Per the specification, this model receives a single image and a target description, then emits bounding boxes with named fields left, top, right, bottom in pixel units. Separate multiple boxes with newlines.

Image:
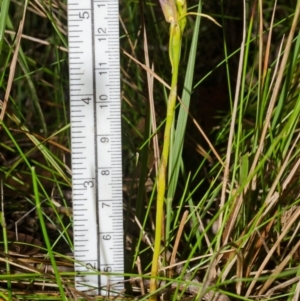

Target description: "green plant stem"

left=149, top=21, right=183, bottom=299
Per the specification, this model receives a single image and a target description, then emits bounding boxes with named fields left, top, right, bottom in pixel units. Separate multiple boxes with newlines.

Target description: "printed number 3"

left=83, top=181, right=94, bottom=188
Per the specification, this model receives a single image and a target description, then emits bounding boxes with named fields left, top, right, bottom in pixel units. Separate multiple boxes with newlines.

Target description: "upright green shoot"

left=149, top=0, right=186, bottom=297
left=149, top=0, right=222, bottom=297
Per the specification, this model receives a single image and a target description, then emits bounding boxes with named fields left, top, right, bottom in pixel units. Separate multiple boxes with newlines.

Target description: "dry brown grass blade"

left=244, top=135, right=300, bottom=257
left=292, top=279, right=300, bottom=301
left=169, top=210, right=188, bottom=277
left=280, top=206, right=300, bottom=259
left=187, top=111, right=224, bottom=165
left=221, top=211, right=275, bottom=283
left=122, top=50, right=171, bottom=90
left=195, top=211, right=213, bottom=255
left=5, top=30, right=67, bottom=52
left=221, top=244, right=244, bottom=296
left=262, top=0, right=277, bottom=84
left=264, top=275, right=300, bottom=299
left=0, top=252, right=45, bottom=274
left=149, top=64, right=160, bottom=174
left=245, top=216, right=275, bottom=278
left=9, top=129, right=70, bottom=153
left=30, top=0, right=66, bottom=35
left=186, top=138, right=213, bottom=163
left=221, top=190, right=241, bottom=248
left=119, top=16, right=137, bottom=59
left=224, top=131, right=300, bottom=274
left=258, top=240, right=300, bottom=296
left=219, top=0, right=246, bottom=247
left=136, top=256, right=145, bottom=295
left=143, top=21, right=160, bottom=174
left=0, top=18, right=25, bottom=121
left=29, top=0, right=47, bottom=17
left=245, top=206, right=300, bottom=297
left=241, top=0, right=300, bottom=200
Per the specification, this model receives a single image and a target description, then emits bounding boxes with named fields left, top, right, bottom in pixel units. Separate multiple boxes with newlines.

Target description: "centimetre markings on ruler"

left=67, top=0, right=124, bottom=295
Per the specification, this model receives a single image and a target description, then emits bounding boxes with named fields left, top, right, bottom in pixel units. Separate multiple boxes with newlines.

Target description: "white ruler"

left=67, top=0, right=124, bottom=295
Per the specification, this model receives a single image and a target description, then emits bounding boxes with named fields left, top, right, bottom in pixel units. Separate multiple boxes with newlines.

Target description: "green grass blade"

left=31, top=166, right=66, bottom=300
left=0, top=0, right=10, bottom=54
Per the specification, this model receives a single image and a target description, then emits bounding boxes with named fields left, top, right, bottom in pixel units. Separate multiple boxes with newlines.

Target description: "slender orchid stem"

left=149, top=1, right=186, bottom=299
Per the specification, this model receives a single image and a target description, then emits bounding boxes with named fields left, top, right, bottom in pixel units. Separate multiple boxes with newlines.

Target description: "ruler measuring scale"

left=67, top=0, right=124, bottom=295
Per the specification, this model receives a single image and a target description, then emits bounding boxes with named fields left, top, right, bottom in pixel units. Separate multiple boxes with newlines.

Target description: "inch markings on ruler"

left=68, top=0, right=124, bottom=295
